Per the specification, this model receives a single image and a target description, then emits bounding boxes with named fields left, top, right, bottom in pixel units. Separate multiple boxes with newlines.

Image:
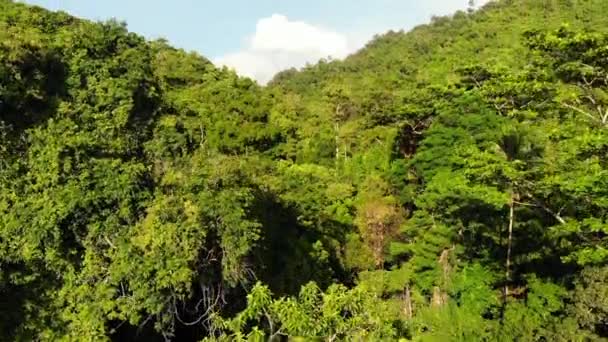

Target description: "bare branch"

left=269, top=328, right=285, bottom=341
left=264, top=310, right=276, bottom=339
left=174, top=283, right=222, bottom=327
left=520, top=193, right=567, bottom=225
left=103, top=235, right=116, bottom=249
left=561, top=102, right=604, bottom=124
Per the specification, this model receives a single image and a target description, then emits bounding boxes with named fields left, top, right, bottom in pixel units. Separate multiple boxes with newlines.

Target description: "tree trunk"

left=335, top=122, right=340, bottom=161
left=372, top=221, right=385, bottom=269
left=335, top=103, right=341, bottom=161
left=403, top=285, right=413, bottom=319
left=431, top=286, right=446, bottom=307
left=505, top=192, right=515, bottom=297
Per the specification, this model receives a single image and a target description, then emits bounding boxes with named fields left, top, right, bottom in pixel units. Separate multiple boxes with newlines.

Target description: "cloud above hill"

left=215, top=14, right=355, bottom=84
left=216, top=1, right=493, bottom=84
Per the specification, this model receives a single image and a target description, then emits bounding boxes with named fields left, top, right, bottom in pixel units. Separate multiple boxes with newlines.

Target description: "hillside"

left=1, top=0, right=607, bottom=340
left=268, top=0, right=608, bottom=167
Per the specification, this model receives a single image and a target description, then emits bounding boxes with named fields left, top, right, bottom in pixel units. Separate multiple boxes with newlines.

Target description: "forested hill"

left=1, top=0, right=607, bottom=340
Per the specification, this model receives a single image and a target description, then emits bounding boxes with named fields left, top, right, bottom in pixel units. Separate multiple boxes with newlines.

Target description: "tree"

left=209, top=281, right=398, bottom=341
left=527, top=27, right=608, bottom=125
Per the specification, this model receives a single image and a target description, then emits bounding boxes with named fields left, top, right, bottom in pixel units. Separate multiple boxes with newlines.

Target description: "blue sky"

left=22, top=0, right=489, bottom=83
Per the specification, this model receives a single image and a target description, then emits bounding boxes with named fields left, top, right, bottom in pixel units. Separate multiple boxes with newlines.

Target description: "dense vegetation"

left=1, top=0, right=607, bottom=340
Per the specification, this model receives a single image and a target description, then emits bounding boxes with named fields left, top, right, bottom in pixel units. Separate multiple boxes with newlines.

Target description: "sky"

left=22, top=0, right=490, bottom=83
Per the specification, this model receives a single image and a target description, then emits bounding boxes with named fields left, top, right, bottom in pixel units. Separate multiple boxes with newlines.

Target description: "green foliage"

left=2, top=0, right=608, bottom=341
left=571, top=266, right=608, bottom=336
left=211, top=281, right=399, bottom=341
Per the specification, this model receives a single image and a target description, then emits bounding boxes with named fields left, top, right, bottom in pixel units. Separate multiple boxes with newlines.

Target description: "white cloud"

left=251, top=14, right=349, bottom=56
left=216, top=2, right=495, bottom=84
left=215, top=14, right=355, bottom=84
